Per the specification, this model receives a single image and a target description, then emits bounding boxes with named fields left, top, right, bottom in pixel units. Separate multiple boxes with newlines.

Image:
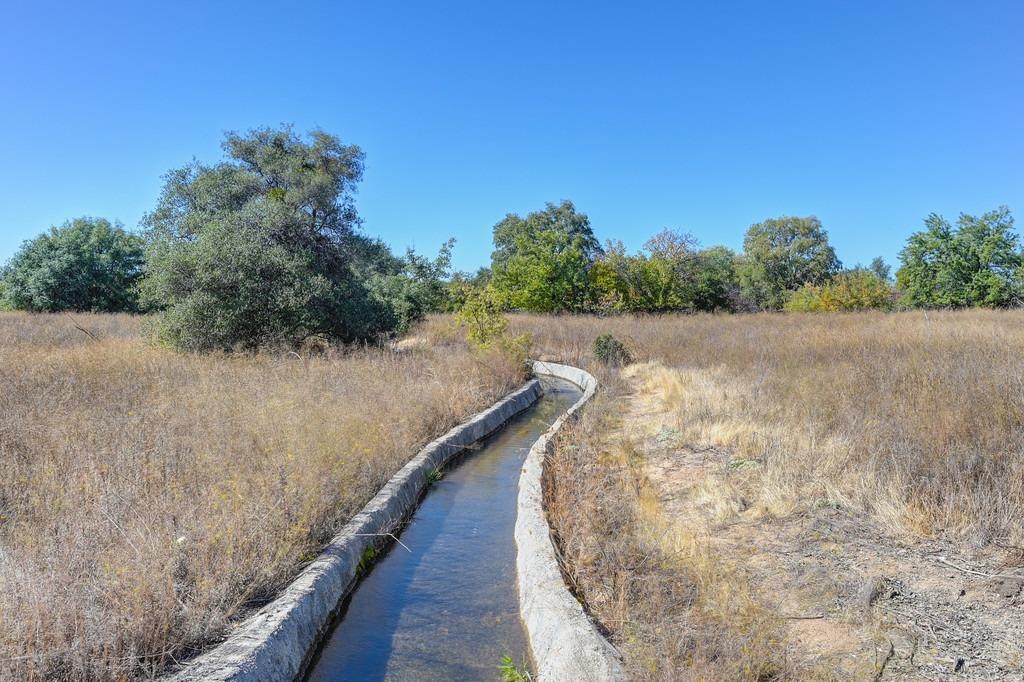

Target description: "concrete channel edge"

left=518, top=361, right=628, bottom=681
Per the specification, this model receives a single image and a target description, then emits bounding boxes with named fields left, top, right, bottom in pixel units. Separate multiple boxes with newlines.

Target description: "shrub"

left=456, top=287, right=509, bottom=348
left=454, top=288, right=533, bottom=375
left=593, top=333, right=632, bottom=366
left=784, top=270, right=895, bottom=312
left=0, top=217, right=144, bottom=312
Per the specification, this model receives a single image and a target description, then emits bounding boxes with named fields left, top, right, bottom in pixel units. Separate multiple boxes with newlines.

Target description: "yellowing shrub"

left=784, top=270, right=894, bottom=311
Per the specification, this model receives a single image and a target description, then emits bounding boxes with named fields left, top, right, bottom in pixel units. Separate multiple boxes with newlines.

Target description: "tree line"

left=460, top=201, right=1021, bottom=315
left=1, top=125, right=1020, bottom=352
left=0, top=127, right=454, bottom=351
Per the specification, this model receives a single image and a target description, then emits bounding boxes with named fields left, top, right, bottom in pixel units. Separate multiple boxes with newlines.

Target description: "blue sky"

left=1, top=1, right=1022, bottom=273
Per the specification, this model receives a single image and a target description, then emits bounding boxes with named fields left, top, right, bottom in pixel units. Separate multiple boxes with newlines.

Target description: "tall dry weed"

left=517, top=309, right=1024, bottom=679
left=545, top=375, right=789, bottom=680
left=0, top=312, right=525, bottom=680
left=514, top=310, right=1024, bottom=546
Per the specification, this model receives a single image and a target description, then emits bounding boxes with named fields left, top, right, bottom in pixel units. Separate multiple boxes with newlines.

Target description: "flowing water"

left=305, top=378, right=581, bottom=682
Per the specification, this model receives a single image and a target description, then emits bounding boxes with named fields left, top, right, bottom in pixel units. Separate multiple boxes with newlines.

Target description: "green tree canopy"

left=592, top=230, right=699, bottom=312
left=141, top=126, right=420, bottom=351
left=364, top=238, right=455, bottom=331
left=592, top=234, right=742, bottom=313
left=0, top=217, right=144, bottom=312
left=442, top=266, right=492, bottom=312
left=693, top=245, right=742, bottom=311
left=869, top=256, right=892, bottom=282
left=896, top=207, right=1022, bottom=308
left=489, top=200, right=601, bottom=312
left=738, top=216, right=841, bottom=310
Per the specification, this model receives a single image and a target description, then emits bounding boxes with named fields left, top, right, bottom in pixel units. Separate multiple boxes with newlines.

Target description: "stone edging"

left=518, top=361, right=628, bottom=681
left=167, top=378, right=544, bottom=682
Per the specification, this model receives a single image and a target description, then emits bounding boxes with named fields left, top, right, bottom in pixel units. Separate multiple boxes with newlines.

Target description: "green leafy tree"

left=869, top=256, right=892, bottom=282
left=442, top=267, right=491, bottom=312
left=590, top=241, right=630, bottom=311
left=738, top=216, right=841, bottom=309
left=1, top=217, right=144, bottom=312
left=364, top=239, right=455, bottom=332
left=141, top=126, right=412, bottom=351
left=896, top=207, right=1022, bottom=308
left=784, top=269, right=895, bottom=312
left=591, top=230, right=700, bottom=312
left=592, top=236, right=742, bottom=313
left=694, top=245, right=742, bottom=311
left=489, top=200, right=601, bottom=312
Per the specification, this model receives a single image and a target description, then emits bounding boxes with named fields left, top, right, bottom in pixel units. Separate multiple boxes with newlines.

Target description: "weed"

left=497, top=655, right=532, bottom=682
left=357, top=546, right=377, bottom=575
left=545, top=375, right=788, bottom=680
left=654, top=426, right=681, bottom=444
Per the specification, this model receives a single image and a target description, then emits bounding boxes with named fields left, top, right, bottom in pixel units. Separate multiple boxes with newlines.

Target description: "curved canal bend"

left=305, top=377, right=582, bottom=682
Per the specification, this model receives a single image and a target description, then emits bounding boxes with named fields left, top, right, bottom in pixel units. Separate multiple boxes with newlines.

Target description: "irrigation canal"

left=305, top=377, right=582, bottom=681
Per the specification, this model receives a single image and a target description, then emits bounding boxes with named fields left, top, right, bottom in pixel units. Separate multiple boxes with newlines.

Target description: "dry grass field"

left=0, top=312, right=525, bottom=681
left=509, top=311, right=1024, bottom=679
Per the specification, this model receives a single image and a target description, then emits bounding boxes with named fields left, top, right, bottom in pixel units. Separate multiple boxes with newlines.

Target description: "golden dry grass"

left=544, top=378, right=791, bottom=680
left=517, top=310, right=1024, bottom=545
left=0, top=312, right=525, bottom=681
left=506, top=310, right=1024, bottom=679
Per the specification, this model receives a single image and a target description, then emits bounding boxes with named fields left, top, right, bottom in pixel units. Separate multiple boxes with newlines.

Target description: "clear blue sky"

left=2, top=1, right=1022, bottom=273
